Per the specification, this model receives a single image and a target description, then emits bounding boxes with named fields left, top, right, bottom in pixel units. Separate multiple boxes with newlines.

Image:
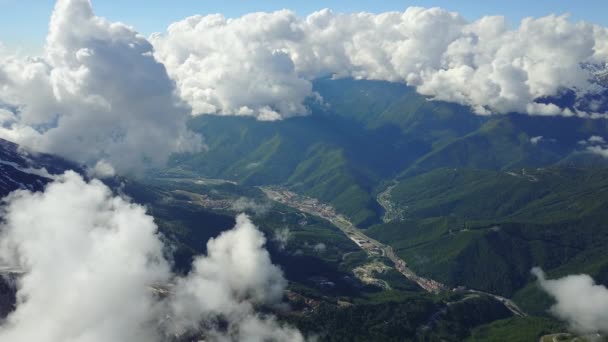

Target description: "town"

left=260, top=187, right=446, bottom=294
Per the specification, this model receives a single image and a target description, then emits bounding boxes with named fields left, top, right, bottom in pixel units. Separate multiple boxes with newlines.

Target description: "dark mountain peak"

left=0, top=138, right=81, bottom=197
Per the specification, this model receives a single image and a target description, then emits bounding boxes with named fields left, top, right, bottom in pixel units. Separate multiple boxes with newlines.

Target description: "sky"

left=1, top=0, right=608, bottom=54
left=0, top=2, right=607, bottom=340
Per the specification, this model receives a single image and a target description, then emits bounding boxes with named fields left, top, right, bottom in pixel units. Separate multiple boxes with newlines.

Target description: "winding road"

left=376, top=181, right=402, bottom=223
left=261, top=186, right=526, bottom=316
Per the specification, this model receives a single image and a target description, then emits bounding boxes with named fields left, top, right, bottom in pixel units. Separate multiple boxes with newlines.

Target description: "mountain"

left=2, top=77, right=607, bottom=340
left=164, top=78, right=608, bottom=332
left=0, top=142, right=514, bottom=341
left=167, top=79, right=487, bottom=226
left=0, top=138, right=81, bottom=317
left=401, top=113, right=608, bottom=177
left=168, top=78, right=608, bottom=226
left=0, top=138, right=80, bottom=197
left=368, top=167, right=608, bottom=301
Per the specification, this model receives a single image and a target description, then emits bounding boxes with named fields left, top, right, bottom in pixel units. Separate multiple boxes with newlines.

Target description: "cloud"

left=4, top=3, right=608, bottom=131
left=167, top=214, right=301, bottom=340
left=0, top=171, right=171, bottom=341
left=0, top=171, right=304, bottom=341
left=230, top=197, right=272, bottom=216
left=0, top=0, right=202, bottom=174
left=587, top=145, right=608, bottom=158
left=150, top=11, right=313, bottom=120
left=530, top=136, right=543, bottom=144
left=86, top=159, right=116, bottom=178
left=579, top=135, right=608, bottom=157
left=273, top=227, right=291, bottom=251
left=152, top=8, right=608, bottom=120
left=532, top=268, right=608, bottom=334
left=589, top=135, right=607, bottom=144
left=313, top=243, right=326, bottom=253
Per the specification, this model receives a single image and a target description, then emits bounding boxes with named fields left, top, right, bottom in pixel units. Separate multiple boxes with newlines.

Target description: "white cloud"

left=4, top=3, right=608, bottom=129
left=313, top=243, right=327, bottom=253
left=533, top=268, right=608, bottom=334
left=150, top=11, right=313, bottom=120
left=273, top=227, right=291, bottom=251
left=230, top=197, right=272, bottom=216
left=530, top=136, right=543, bottom=144
left=152, top=8, right=608, bottom=120
left=0, top=171, right=304, bottom=341
left=589, top=135, right=606, bottom=144
left=87, top=159, right=115, bottom=178
left=578, top=135, right=608, bottom=157
left=587, top=145, right=608, bottom=158
left=0, top=171, right=171, bottom=341
left=0, top=108, right=14, bottom=123
left=0, top=0, right=202, bottom=174
left=168, top=214, right=301, bottom=340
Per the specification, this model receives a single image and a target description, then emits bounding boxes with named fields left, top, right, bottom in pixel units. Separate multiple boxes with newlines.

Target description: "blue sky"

left=2, top=0, right=607, bottom=54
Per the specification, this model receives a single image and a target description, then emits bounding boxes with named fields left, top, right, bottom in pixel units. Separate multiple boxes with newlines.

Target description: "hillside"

left=4, top=2, right=608, bottom=341
left=168, top=79, right=487, bottom=226
left=169, top=79, right=608, bottom=226
left=402, top=114, right=608, bottom=177
left=164, top=78, right=608, bottom=322
left=0, top=133, right=588, bottom=340
left=0, top=138, right=80, bottom=197
left=368, top=167, right=608, bottom=302
left=0, top=138, right=81, bottom=318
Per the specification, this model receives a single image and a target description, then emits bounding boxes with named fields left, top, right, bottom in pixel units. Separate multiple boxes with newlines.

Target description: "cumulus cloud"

left=168, top=214, right=300, bottom=340
left=313, top=243, right=326, bottom=253
left=152, top=7, right=608, bottom=120
left=0, top=172, right=304, bottom=341
left=587, top=145, right=608, bottom=158
left=4, top=3, right=608, bottom=130
left=579, top=135, right=608, bottom=157
left=589, top=136, right=607, bottom=144
left=230, top=197, right=272, bottom=216
left=87, top=159, right=116, bottom=178
left=150, top=11, right=314, bottom=120
left=0, top=171, right=171, bottom=341
left=0, top=0, right=201, bottom=174
left=273, top=227, right=291, bottom=251
left=532, top=267, right=608, bottom=334
left=530, top=136, right=543, bottom=145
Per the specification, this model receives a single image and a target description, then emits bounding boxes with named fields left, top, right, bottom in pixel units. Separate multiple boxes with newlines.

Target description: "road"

left=376, top=181, right=402, bottom=222
left=468, top=290, right=527, bottom=317
left=261, top=187, right=445, bottom=293
left=261, top=186, right=527, bottom=315
left=2, top=186, right=525, bottom=316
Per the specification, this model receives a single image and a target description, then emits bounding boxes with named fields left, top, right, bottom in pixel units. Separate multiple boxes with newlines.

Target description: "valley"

left=155, top=78, right=608, bottom=340
left=260, top=186, right=526, bottom=317
left=261, top=186, right=446, bottom=293
left=377, top=180, right=403, bottom=223
left=2, top=1, right=608, bottom=340
left=1, top=77, right=607, bottom=340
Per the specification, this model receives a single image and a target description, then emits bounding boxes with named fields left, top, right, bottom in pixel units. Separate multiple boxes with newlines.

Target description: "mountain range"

left=1, top=78, right=607, bottom=340
left=162, top=78, right=608, bottom=336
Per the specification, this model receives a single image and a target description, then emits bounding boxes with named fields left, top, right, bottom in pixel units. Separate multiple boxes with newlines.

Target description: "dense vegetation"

left=467, top=317, right=565, bottom=342
left=148, top=78, right=608, bottom=339
left=2, top=76, right=606, bottom=340
left=367, top=167, right=608, bottom=304
left=287, top=294, right=513, bottom=341
left=121, top=175, right=527, bottom=341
